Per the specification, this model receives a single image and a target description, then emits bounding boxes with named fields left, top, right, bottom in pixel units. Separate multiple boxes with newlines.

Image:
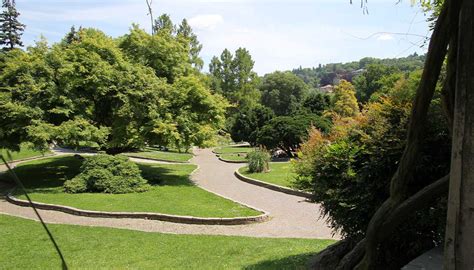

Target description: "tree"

left=302, top=91, right=332, bottom=115
left=230, top=105, right=274, bottom=145
left=209, top=48, right=260, bottom=108
left=353, top=64, right=397, bottom=102
left=310, top=1, right=474, bottom=269
left=167, top=75, right=228, bottom=151
left=332, top=80, right=359, bottom=117
left=119, top=24, right=190, bottom=83
left=0, top=0, right=25, bottom=51
left=177, top=19, right=203, bottom=70
left=153, top=13, right=175, bottom=35
left=257, top=114, right=330, bottom=157
left=260, top=71, right=309, bottom=116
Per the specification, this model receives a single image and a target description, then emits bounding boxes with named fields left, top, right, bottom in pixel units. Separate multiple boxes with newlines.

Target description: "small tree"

left=0, top=0, right=25, bottom=51
left=332, top=80, right=359, bottom=117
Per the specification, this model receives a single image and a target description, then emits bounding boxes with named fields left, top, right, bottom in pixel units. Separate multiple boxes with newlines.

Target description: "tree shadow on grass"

left=138, top=164, right=195, bottom=187
left=243, top=253, right=314, bottom=270
left=2, top=156, right=195, bottom=196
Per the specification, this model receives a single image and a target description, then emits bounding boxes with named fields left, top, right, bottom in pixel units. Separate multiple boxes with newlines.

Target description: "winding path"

left=0, top=148, right=338, bottom=239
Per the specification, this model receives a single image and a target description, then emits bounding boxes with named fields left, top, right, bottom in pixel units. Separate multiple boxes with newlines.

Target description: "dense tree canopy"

left=259, top=71, right=309, bottom=116
left=0, top=26, right=226, bottom=153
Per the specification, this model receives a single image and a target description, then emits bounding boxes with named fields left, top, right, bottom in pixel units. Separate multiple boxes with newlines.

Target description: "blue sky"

left=16, top=0, right=430, bottom=75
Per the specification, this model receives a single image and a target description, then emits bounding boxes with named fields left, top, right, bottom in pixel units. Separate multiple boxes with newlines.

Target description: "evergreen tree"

left=153, top=14, right=175, bottom=35
left=0, top=0, right=25, bottom=51
left=177, top=19, right=203, bottom=70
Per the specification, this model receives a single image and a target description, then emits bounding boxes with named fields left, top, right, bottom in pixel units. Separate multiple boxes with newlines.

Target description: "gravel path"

left=0, top=148, right=338, bottom=239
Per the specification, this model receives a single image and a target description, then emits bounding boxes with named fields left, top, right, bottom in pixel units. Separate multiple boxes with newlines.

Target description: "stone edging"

left=124, top=154, right=191, bottom=164
left=6, top=188, right=269, bottom=225
left=217, top=156, right=247, bottom=164
left=234, top=169, right=312, bottom=199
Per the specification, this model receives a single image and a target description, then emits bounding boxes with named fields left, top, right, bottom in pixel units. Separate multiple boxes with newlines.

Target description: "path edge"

left=6, top=188, right=269, bottom=226
left=234, top=169, right=312, bottom=199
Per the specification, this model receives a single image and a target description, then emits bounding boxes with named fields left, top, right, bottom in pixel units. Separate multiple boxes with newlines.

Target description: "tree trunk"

left=444, top=0, right=474, bottom=268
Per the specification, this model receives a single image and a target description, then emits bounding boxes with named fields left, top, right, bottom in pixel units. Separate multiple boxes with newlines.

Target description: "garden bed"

left=1, top=156, right=260, bottom=218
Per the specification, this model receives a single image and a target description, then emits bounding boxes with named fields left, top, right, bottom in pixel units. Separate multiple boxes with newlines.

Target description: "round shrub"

left=63, top=178, right=87, bottom=193
left=247, top=149, right=270, bottom=173
left=64, top=154, right=150, bottom=194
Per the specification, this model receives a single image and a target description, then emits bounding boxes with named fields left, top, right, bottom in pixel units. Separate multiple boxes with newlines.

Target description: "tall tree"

left=177, top=19, right=203, bottom=70
left=260, top=71, right=309, bottom=116
left=153, top=14, right=175, bottom=35
left=333, top=80, right=359, bottom=117
left=0, top=0, right=25, bottom=51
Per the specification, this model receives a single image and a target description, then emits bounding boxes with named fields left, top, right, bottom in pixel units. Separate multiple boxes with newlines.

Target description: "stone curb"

left=188, top=165, right=271, bottom=221
left=234, top=169, right=312, bottom=199
left=217, top=156, right=247, bottom=164
left=124, top=154, right=191, bottom=164
left=6, top=188, right=270, bottom=226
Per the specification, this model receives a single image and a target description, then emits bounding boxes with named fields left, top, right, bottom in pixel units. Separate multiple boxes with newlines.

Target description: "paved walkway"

left=0, top=148, right=338, bottom=239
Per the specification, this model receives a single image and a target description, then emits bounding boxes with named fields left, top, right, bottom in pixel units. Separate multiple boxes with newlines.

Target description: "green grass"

left=239, top=162, right=297, bottom=188
left=2, top=156, right=260, bottom=218
left=122, top=148, right=193, bottom=163
left=0, top=214, right=335, bottom=269
left=0, top=144, right=51, bottom=162
left=214, top=145, right=254, bottom=154
left=219, top=153, right=247, bottom=162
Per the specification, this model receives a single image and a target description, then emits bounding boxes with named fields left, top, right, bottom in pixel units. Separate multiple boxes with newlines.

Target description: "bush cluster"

left=247, top=149, right=270, bottom=173
left=64, top=154, right=150, bottom=194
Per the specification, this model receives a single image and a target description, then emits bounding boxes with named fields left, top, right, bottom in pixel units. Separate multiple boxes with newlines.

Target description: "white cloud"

left=377, top=33, right=394, bottom=41
left=188, top=14, right=224, bottom=31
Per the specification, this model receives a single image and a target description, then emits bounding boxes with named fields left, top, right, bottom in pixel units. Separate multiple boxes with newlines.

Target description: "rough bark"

left=441, top=3, right=459, bottom=134
left=444, top=0, right=474, bottom=268
left=347, top=2, right=453, bottom=268
left=309, top=239, right=356, bottom=270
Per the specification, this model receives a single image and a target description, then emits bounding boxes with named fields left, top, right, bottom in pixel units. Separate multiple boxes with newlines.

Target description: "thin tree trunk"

left=444, top=0, right=474, bottom=268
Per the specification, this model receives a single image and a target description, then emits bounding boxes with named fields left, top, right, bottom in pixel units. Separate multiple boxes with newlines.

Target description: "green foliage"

left=64, top=154, right=150, bottom=194
left=257, top=114, right=331, bottom=157
left=247, top=149, right=270, bottom=173
left=208, top=48, right=260, bottom=109
left=0, top=0, right=25, bottom=50
left=294, top=70, right=450, bottom=246
left=301, top=91, right=332, bottom=115
left=353, top=63, right=398, bottom=102
left=260, top=71, right=309, bottom=116
left=230, top=104, right=274, bottom=145
left=0, top=25, right=223, bottom=153
left=120, top=24, right=190, bottom=83
left=332, top=80, right=359, bottom=117
left=292, top=53, right=425, bottom=88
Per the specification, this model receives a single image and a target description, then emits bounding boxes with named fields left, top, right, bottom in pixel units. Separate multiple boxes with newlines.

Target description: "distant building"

left=319, top=84, right=334, bottom=94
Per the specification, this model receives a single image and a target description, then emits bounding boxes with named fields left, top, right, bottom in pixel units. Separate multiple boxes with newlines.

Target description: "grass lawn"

left=239, top=162, right=297, bottom=188
left=214, top=145, right=254, bottom=154
left=219, top=153, right=247, bottom=162
left=1, top=156, right=260, bottom=218
left=121, top=148, right=193, bottom=163
left=0, top=215, right=335, bottom=269
left=0, top=144, right=51, bottom=162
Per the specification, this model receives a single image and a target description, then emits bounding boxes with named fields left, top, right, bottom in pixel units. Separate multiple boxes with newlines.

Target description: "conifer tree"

left=0, top=0, right=25, bottom=51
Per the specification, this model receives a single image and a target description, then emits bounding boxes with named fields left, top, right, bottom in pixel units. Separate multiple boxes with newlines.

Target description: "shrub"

left=64, top=154, right=150, bottom=194
left=247, top=149, right=270, bottom=173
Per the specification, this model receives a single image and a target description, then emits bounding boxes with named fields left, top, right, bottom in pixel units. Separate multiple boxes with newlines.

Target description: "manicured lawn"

left=121, top=148, right=193, bottom=162
left=214, top=145, right=254, bottom=154
left=239, top=162, right=297, bottom=188
left=220, top=153, right=247, bottom=162
left=1, top=156, right=260, bottom=218
left=0, top=144, right=51, bottom=162
left=0, top=214, right=335, bottom=269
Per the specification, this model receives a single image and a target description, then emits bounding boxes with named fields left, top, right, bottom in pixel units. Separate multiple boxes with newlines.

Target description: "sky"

left=16, top=0, right=431, bottom=75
